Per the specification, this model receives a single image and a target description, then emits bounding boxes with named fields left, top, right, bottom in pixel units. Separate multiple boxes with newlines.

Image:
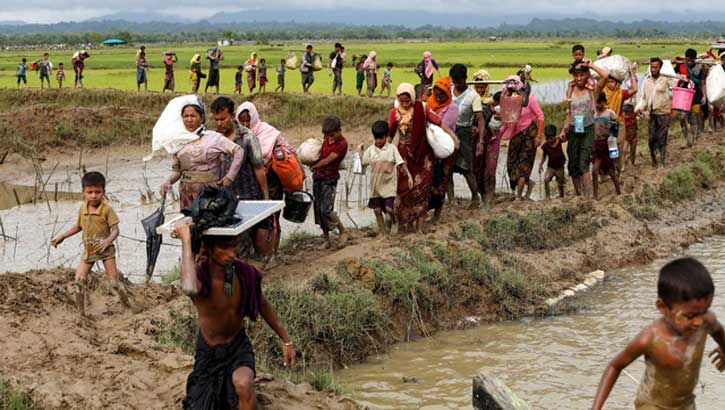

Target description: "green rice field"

left=0, top=40, right=709, bottom=95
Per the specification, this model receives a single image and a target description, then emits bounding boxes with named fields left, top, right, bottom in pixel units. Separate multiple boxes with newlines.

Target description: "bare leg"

left=609, top=168, right=621, bottom=195
left=446, top=174, right=455, bottom=204
left=416, top=215, right=425, bottom=233
left=103, top=258, right=131, bottom=308
left=544, top=169, right=554, bottom=199
left=571, top=175, right=582, bottom=196
left=464, top=172, right=480, bottom=206
left=525, top=179, right=535, bottom=200
left=75, top=262, right=93, bottom=317
left=374, top=209, right=387, bottom=235
left=582, top=172, right=592, bottom=197
left=592, top=161, right=601, bottom=200
left=233, top=367, right=257, bottom=410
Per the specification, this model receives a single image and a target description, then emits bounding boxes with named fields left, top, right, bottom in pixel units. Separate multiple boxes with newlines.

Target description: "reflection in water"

left=337, top=236, right=725, bottom=410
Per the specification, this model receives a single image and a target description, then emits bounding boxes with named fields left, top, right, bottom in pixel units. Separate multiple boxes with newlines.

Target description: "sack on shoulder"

left=286, top=52, right=298, bottom=70
left=313, top=54, right=323, bottom=71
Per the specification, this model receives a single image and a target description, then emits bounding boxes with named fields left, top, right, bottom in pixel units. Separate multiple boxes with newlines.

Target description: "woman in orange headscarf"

left=427, top=76, right=459, bottom=223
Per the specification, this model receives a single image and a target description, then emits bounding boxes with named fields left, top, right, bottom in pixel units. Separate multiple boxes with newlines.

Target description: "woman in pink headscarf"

left=499, top=75, right=544, bottom=201
left=416, top=51, right=439, bottom=87
left=236, top=101, right=295, bottom=200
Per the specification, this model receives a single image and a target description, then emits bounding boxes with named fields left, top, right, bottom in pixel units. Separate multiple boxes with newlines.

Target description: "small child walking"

left=56, top=62, right=66, bottom=88
left=310, top=116, right=348, bottom=248
left=538, top=125, right=566, bottom=198
left=355, top=55, right=367, bottom=96
left=258, top=58, right=268, bottom=93
left=592, top=91, right=622, bottom=200
left=358, top=120, right=411, bottom=236
left=16, top=58, right=27, bottom=88
left=51, top=172, right=133, bottom=317
left=275, top=59, right=286, bottom=92
left=234, top=66, right=243, bottom=94
left=622, top=103, right=638, bottom=167
left=592, top=257, right=725, bottom=410
left=379, top=63, right=393, bottom=97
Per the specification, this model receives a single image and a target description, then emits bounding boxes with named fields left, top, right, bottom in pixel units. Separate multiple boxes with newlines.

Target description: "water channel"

left=337, top=236, right=725, bottom=410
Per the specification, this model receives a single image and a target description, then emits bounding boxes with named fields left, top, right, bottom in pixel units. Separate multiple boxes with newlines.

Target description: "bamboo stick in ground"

left=12, top=189, right=21, bottom=207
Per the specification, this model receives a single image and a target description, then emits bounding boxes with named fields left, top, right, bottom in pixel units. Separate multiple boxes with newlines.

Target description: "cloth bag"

left=426, top=124, right=455, bottom=159
left=286, top=52, right=298, bottom=70
left=298, top=138, right=323, bottom=165
left=592, top=55, right=631, bottom=82
left=313, top=54, right=323, bottom=71
left=706, top=64, right=725, bottom=105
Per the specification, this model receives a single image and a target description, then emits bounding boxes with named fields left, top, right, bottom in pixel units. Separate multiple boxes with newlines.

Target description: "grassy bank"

left=0, top=88, right=571, bottom=157
left=0, top=378, right=42, bottom=410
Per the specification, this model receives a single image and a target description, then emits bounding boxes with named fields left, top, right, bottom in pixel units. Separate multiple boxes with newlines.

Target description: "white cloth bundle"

left=426, top=124, right=455, bottom=159
left=298, top=138, right=323, bottom=165
left=145, top=95, right=203, bottom=160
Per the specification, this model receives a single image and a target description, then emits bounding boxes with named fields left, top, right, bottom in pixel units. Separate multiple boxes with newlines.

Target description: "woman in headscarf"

left=162, top=52, right=177, bottom=93
left=471, top=69, right=500, bottom=203
left=416, top=51, right=439, bottom=87
left=363, top=51, right=378, bottom=98
left=159, top=98, right=244, bottom=209
left=136, top=48, right=149, bottom=92
left=388, top=83, right=455, bottom=232
left=426, top=76, right=460, bottom=224
left=189, top=54, right=202, bottom=94
left=245, top=52, right=257, bottom=93
left=235, top=101, right=295, bottom=201
left=500, top=75, right=545, bottom=201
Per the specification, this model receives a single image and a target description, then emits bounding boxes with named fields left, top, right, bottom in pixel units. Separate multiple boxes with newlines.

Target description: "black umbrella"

left=141, top=194, right=166, bottom=282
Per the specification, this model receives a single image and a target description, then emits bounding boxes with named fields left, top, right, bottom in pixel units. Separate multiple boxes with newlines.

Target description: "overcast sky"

left=0, top=1, right=721, bottom=23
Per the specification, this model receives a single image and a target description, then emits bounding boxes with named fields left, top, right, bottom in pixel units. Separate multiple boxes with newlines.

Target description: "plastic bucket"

left=500, top=94, right=523, bottom=123
left=283, top=190, right=313, bottom=223
left=672, top=81, right=695, bottom=111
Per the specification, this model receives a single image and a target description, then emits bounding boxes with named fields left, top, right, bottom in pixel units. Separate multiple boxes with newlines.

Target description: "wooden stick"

left=0, top=150, right=8, bottom=164
left=0, top=216, right=5, bottom=240
left=12, top=189, right=21, bottom=207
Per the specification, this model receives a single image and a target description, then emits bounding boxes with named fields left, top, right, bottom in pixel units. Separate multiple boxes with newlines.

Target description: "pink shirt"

left=437, top=103, right=458, bottom=133
left=500, top=94, right=544, bottom=141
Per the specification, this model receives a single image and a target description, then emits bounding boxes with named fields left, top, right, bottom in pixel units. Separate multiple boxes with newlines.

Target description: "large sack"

left=312, top=54, right=323, bottom=71
left=298, top=138, right=323, bottom=165
left=706, top=64, right=725, bottom=105
left=286, top=51, right=298, bottom=70
left=659, top=60, right=677, bottom=78
left=592, top=55, right=631, bottom=82
left=149, top=95, right=203, bottom=157
left=426, top=124, right=455, bottom=159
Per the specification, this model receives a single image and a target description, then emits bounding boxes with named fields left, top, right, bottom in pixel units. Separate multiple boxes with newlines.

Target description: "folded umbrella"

left=141, top=194, right=166, bottom=282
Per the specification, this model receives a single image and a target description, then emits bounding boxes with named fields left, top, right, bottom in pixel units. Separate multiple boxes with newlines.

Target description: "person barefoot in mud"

left=175, top=219, right=295, bottom=410
left=592, top=257, right=725, bottom=410
left=359, top=120, right=411, bottom=236
left=310, top=116, right=347, bottom=248
left=51, top=172, right=132, bottom=317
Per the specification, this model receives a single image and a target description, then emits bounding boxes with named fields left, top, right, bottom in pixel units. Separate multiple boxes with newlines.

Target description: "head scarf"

left=423, top=51, right=435, bottom=79
left=236, top=102, right=281, bottom=160
left=427, top=76, right=453, bottom=113
left=363, top=51, right=377, bottom=70
left=148, top=95, right=205, bottom=159
left=396, top=83, right=417, bottom=135
left=472, top=69, right=494, bottom=105
left=503, top=75, right=524, bottom=94
left=190, top=54, right=201, bottom=65
left=248, top=52, right=257, bottom=65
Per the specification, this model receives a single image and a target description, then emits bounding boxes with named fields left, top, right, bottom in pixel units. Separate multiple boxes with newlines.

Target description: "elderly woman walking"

left=159, top=97, right=243, bottom=209
left=500, top=75, right=545, bottom=201
left=388, top=83, right=455, bottom=233
left=426, top=76, right=460, bottom=224
left=363, top=52, right=378, bottom=98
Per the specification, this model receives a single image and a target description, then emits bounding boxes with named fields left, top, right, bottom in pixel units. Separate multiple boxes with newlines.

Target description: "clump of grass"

left=155, top=306, right=198, bottom=355
left=160, top=265, right=180, bottom=284
left=463, top=206, right=596, bottom=251
left=660, top=166, right=696, bottom=202
left=0, top=378, right=42, bottom=410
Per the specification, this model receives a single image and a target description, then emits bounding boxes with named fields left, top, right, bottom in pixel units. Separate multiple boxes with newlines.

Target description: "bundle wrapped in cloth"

left=592, top=55, right=632, bottom=82
left=182, top=186, right=241, bottom=253
left=145, top=94, right=204, bottom=160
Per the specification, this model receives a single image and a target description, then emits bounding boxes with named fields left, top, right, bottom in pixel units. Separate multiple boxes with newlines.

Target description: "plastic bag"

left=298, top=138, right=323, bottom=165
left=148, top=95, right=203, bottom=158
left=286, top=51, right=298, bottom=70
left=592, top=55, right=631, bottom=82
left=426, top=124, right=455, bottom=159
left=351, top=152, right=365, bottom=174
left=706, top=64, right=725, bottom=105
left=659, top=60, right=677, bottom=78
left=312, top=54, right=323, bottom=71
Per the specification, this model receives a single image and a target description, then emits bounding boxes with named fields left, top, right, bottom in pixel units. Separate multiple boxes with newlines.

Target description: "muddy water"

left=337, top=236, right=725, bottom=410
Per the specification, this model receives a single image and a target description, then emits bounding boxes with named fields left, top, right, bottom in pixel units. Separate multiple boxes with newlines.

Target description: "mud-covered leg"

left=103, top=258, right=131, bottom=308
left=75, top=262, right=93, bottom=317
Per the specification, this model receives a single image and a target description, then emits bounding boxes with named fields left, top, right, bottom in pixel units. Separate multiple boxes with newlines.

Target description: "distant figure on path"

left=16, top=58, right=27, bottom=88
left=162, top=51, right=178, bottom=93
left=275, top=59, right=286, bottom=92
left=205, top=48, right=223, bottom=94
left=300, top=44, right=315, bottom=93
left=56, top=62, right=66, bottom=88
left=363, top=51, right=378, bottom=97
left=329, top=42, right=344, bottom=95
left=72, top=50, right=90, bottom=88
left=416, top=51, right=439, bottom=87
left=136, top=47, right=149, bottom=92
left=258, top=58, right=268, bottom=93
left=189, top=54, right=203, bottom=94
left=35, top=53, right=52, bottom=89
left=245, top=52, right=257, bottom=93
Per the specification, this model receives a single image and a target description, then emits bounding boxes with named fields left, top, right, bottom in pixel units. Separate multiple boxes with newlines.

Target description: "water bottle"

left=608, top=121, right=620, bottom=159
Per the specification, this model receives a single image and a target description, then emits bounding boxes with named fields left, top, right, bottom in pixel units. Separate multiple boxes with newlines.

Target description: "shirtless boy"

left=175, top=219, right=295, bottom=410
left=592, top=257, right=725, bottom=410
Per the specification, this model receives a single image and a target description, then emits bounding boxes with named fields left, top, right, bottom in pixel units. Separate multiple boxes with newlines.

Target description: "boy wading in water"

left=51, top=172, right=132, bottom=317
left=175, top=218, right=295, bottom=410
left=592, top=257, right=725, bottom=410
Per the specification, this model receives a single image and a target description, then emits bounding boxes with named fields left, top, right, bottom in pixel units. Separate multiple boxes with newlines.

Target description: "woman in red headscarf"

left=426, top=76, right=460, bottom=223
left=388, top=83, right=456, bottom=233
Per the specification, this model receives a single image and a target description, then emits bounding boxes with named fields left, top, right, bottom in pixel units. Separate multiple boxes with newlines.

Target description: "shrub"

left=660, top=167, right=696, bottom=202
